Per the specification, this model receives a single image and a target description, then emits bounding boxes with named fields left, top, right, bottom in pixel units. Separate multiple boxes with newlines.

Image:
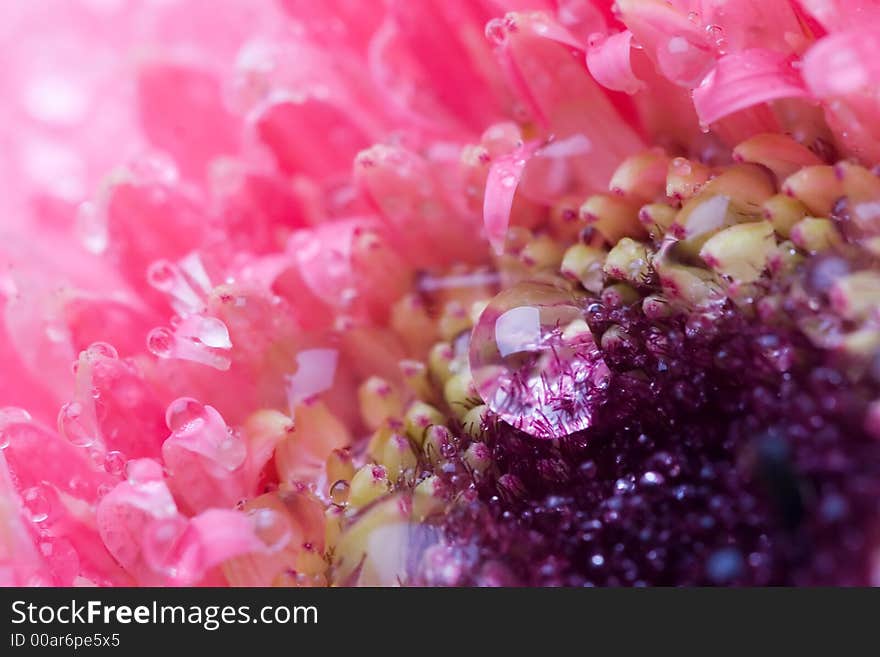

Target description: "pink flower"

left=2, top=0, right=880, bottom=586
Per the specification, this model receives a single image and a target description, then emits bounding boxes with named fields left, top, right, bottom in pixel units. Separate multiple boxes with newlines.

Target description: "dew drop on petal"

left=165, top=397, right=208, bottom=433
left=469, top=281, right=610, bottom=440
left=21, top=485, right=51, bottom=523
left=249, top=508, right=292, bottom=553
left=86, top=341, right=118, bottom=361
left=103, top=450, right=126, bottom=476
left=193, top=316, right=231, bottom=349
left=58, top=401, right=97, bottom=447
left=147, top=327, right=175, bottom=357
left=485, top=18, right=507, bottom=46
left=146, top=260, right=176, bottom=290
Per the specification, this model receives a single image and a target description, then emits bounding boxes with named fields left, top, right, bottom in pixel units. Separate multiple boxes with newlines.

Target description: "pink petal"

left=616, top=0, right=714, bottom=87
left=161, top=400, right=247, bottom=514
left=0, top=453, right=48, bottom=586
left=137, top=62, right=240, bottom=181
left=795, top=0, right=880, bottom=31
left=484, top=142, right=537, bottom=255
left=286, top=348, right=339, bottom=408
left=170, top=509, right=264, bottom=585
left=254, top=98, right=371, bottom=180
left=587, top=30, right=645, bottom=95
left=697, top=0, right=806, bottom=53
left=105, top=180, right=207, bottom=304
left=491, top=12, right=644, bottom=192
left=802, top=27, right=880, bottom=97
left=692, top=49, right=810, bottom=127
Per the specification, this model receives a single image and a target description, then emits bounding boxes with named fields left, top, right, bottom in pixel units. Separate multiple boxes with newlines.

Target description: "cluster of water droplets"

left=146, top=253, right=234, bottom=371
left=164, top=397, right=247, bottom=474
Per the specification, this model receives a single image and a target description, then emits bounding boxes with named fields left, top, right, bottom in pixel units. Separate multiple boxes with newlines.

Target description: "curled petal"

left=483, top=142, right=539, bottom=255
left=615, top=0, right=714, bottom=87
left=587, top=31, right=645, bottom=95
left=693, top=49, right=809, bottom=126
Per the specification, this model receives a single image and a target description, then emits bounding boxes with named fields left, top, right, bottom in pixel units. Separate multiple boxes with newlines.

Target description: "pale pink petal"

left=616, top=0, right=715, bottom=87
left=484, top=142, right=538, bottom=255
left=693, top=49, right=809, bottom=127
left=137, top=62, right=240, bottom=181
left=491, top=12, right=645, bottom=194
left=795, top=0, right=880, bottom=31
left=587, top=30, right=645, bottom=95
left=802, top=27, right=880, bottom=97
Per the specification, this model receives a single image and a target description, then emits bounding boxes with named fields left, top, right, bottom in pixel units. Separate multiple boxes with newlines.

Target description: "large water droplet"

left=147, top=327, right=175, bottom=358
left=249, top=508, right=293, bottom=553
left=103, top=450, right=126, bottom=476
left=165, top=398, right=208, bottom=434
left=485, top=18, right=508, bottom=46
left=58, top=401, right=97, bottom=447
left=469, top=281, right=610, bottom=439
left=0, top=407, right=31, bottom=449
left=193, top=316, right=231, bottom=349
left=21, top=485, right=51, bottom=523
left=86, top=342, right=118, bottom=361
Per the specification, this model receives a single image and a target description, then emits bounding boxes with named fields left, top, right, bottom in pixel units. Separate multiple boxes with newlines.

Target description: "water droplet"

left=0, top=407, right=31, bottom=449
left=667, top=36, right=689, bottom=54
left=640, top=471, right=665, bottom=486
left=147, top=260, right=177, bottom=290
left=147, top=325, right=232, bottom=371
left=146, top=259, right=203, bottom=313
left=58, top=402, right=97, bottom=447
left=216, top=433, right=247, bottom=471
left=485, top=18, right=507, bottom=45
left=193, top=317, right=231, bottom=349
left=165, top=401, right=246, bottom=473
left=671, top=157, right=692, bottom=175
left=21, top=485, right=51, bottom=523
left=249, top=508, right=292, bottom=552
left=104, top=450, right=126, bottom=476
left=469, top=281, right=610, bottom=440
left=147, top=327, right=175, bottom=357
left=165, top=398, right=208, bottom=434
